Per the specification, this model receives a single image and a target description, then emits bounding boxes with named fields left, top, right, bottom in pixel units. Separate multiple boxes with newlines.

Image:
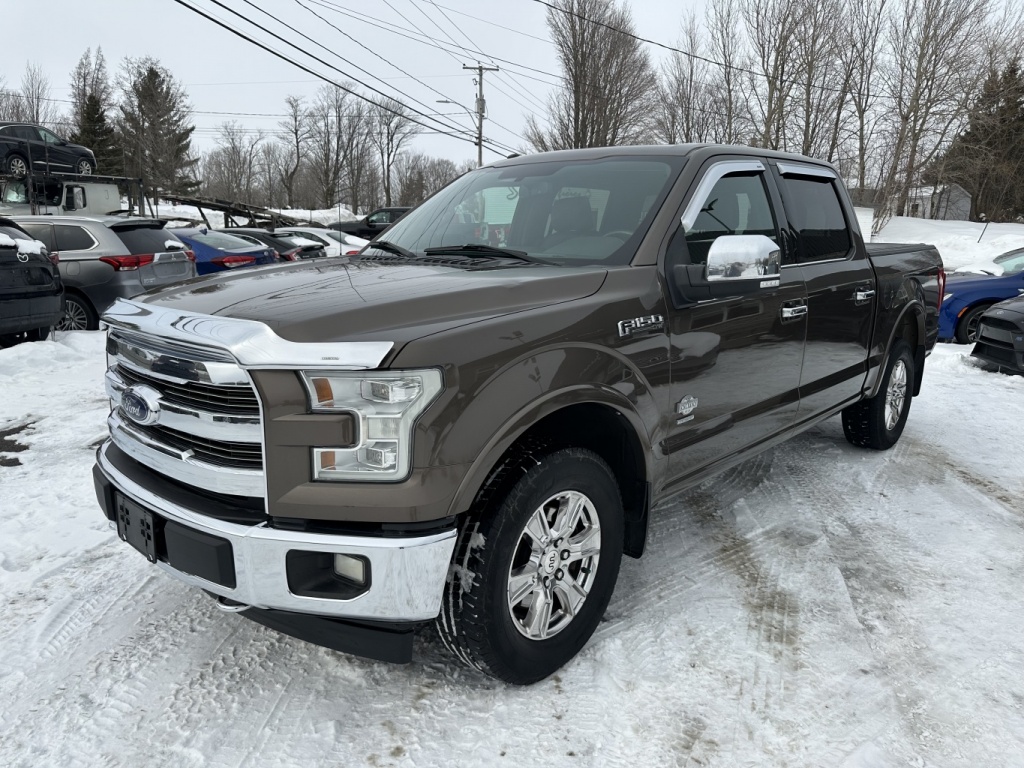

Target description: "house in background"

left=904, top=183, right=972, bottom=220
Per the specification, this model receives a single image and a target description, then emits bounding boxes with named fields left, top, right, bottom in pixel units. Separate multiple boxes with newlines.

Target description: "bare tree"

left=706, top=0, right=746, bottom=144
left=654, top=14, right=719, bottom=144
left=877, top=0, right=994, bottom=221
left=844, top=0, right=889, bottom=193
left=393, top=153, right=462, bottom=206
left=367, top=97, right=418, bottom=206
left=277, top=96, right=308, bottom=209
left=741, top=0, right=804, bottom=150
left=19, top=63, right=62, bottom=127
left=201, top=122, right=264, bottom=202
left=525, top=0, right=657, bottom=150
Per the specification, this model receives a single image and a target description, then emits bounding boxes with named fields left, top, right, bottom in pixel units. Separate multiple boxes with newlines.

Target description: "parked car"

left=172, top=228, right=277, bottom=276
left=12, top=216, right=196, bottom=331
left=1, top=123, right=96, bottom=176
left=329, top=207, right=411, bottom=240
left=970, top=295, right=1024, bottom=373
left=93, top=144, right=944, bottom=684
left=219, top=228, right=327, bottom=261
left=0, top=217, right=63, bottom=346
left=939, top=247, right=1024, bottom=342
left=275, top=226, right=368, bottom=257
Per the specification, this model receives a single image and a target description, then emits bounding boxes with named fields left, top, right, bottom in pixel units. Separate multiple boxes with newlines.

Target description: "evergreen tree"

left=70, top=93, right=118, bottom=174
left=941, top=61, right=1024, bottom=220
left=117, top=58, right=198, bottom=197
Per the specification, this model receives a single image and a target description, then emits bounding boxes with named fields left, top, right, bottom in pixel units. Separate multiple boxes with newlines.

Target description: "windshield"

left=994, top=249, right=1024, bottom=275
left=374, top=156, right=685, bottom=266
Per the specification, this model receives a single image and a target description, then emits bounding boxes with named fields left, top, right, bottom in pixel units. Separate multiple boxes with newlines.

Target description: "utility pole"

left=463, top=62, right=498, bottom=167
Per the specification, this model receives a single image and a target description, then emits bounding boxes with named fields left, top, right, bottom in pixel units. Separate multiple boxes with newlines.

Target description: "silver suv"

left=13, top=216, right=197, bottom=330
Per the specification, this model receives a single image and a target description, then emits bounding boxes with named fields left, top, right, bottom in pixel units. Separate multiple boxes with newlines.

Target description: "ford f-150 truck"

left=93, top=145, right=944, bottom=684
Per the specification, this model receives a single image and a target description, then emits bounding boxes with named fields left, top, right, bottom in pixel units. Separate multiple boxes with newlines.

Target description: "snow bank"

left=143, top=202, right=358, bottom=228
left=871, top=214, right=1024, bottom=271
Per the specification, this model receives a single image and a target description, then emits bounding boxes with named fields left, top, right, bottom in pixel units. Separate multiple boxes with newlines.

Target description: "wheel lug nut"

left=561, top=550, right=570, bottom=560
left=555, top=569, right=563, bottom=580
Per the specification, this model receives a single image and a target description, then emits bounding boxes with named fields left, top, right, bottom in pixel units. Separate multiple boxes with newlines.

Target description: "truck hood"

left=136, top=259, right=608, bottom=346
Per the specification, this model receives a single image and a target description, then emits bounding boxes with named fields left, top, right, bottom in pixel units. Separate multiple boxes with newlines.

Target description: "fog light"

left=363, top=443, right=397, bottom=469
left=334, top=554, right=367, bottom=585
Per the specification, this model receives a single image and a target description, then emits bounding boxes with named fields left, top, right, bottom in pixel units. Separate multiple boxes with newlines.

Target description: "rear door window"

left=112, top=226, right=175, bottom=254
left=55, top=224, right=96, bottom=252
left=778, top=176, right=852, bottom=263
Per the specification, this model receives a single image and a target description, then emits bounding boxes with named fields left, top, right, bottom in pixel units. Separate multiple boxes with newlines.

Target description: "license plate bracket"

left=115, top=493, right=159, bottom=563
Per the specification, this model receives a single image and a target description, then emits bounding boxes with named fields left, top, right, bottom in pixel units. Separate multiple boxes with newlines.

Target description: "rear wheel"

left=842, top=339, right=915, bottom=450
left=437, top=447, right=624, bottom=685
left=955, top=304, right=990, bottom=344
left=57, top=295, right=98, bottom=331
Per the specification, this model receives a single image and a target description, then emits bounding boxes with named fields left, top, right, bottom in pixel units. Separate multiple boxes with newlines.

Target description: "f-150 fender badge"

left=760, top=279, right=780, bottom=288
left=618, top=314, right=664, bottom=338
left=676, top=395, right=698, bottom=424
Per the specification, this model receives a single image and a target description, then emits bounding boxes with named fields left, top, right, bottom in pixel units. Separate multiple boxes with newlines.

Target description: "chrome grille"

left=116, top=364, right=260, bottom=415
left=105, top=329, right=264, bottom=498
left=138, top=423, right=264, bottom=469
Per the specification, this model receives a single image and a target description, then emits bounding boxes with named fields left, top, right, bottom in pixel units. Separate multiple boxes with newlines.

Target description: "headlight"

left=299, top=369, right=443, bottom=482
left=942, top=293, right=953, bottom=303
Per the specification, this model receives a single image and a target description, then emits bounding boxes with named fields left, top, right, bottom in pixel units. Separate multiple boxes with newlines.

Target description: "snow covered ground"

left=1, top=336, right=1023, bottom=766
left=141, top=202, right=358, bottom=229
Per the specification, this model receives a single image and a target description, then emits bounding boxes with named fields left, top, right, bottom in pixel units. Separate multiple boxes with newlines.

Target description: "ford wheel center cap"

left=120, top=384, right=162, bottom=426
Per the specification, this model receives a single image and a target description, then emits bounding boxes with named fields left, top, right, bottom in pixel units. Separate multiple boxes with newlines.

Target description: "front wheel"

left=955, top=304, right=990, bottom=344
left=842, top=339, right=915, bottom=450
left=437, top=447, right=624, bottom=684
left=75, top=158, right=94, bottom=175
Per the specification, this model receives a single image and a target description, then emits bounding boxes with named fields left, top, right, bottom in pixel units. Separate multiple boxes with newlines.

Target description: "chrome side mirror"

left=705, top=235, right=781, bottom=282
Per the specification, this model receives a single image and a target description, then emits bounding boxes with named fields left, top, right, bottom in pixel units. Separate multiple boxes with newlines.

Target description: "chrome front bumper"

left=96, top=441, right=457, bottom=622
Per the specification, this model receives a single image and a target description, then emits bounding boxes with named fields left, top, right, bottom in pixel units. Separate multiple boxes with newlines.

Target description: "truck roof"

left=492, top=143, right=839, bottom=169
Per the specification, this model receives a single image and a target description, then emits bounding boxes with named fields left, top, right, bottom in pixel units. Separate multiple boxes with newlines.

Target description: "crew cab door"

left=661, top=158, right=807, bottom=484
left=771, top=162, right=875, bottom=417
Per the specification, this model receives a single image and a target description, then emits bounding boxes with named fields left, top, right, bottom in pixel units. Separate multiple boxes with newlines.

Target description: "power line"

left=171, top=0, right=516, bottom=156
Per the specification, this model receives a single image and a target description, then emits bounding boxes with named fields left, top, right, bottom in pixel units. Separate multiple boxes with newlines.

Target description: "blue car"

left=940, top=247, right=1024, bottom=343
left=172, top=228, right=278, bottom=276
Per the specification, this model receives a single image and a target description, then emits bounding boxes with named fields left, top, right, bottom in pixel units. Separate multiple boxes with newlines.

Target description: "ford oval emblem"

left=120, top=385, right=161, bottom=426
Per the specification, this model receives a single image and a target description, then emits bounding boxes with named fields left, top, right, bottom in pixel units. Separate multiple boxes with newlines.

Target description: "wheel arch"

left=871, top=299, right=926, bottom=398
left=446, top=390, right=653, bottom=560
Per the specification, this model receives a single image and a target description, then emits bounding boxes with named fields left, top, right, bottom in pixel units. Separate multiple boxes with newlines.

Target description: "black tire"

left=437, top=447, right=624, bottom=685
left=7, top=153, right=29, bottom=177
left=75, top=158, right=94, bottom=175
left=955, top=304, right=990, bottom=344
left=842, top=339, right=915, bottom=450
left=57, top=294, right=98, bottom=331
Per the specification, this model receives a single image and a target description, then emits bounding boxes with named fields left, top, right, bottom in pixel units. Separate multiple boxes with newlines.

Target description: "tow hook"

left=213, top=595, right=252, bottom=613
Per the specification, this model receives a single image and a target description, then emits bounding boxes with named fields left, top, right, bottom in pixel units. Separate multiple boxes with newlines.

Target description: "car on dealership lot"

left=1, top=122, right=96, bottom=176
left=940, top=247, right=1024, bottom=342
left=0, top=217, right=63, bottom=346
left=12, top=216, right=196, bottom=331
left=171, top=228, right=277, bottom=275
left=971, top=295, right=1024, bottom=373
left=219, top=228, right=328, bottom=262
left=328, top=207, right=411, bottom=240
left=274, top=226, right=368, bottom=257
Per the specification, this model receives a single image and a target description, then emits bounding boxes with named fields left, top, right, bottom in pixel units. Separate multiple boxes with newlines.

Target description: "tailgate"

left=111, top=224, right=196, bottom=287
left=0, top=246, right=60, bottom=298
left=140, top=250, right=194, bottom=287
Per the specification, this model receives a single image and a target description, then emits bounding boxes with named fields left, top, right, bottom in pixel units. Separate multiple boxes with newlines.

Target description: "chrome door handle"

left=854, top=288, right=876, bottom=302
left=781, top=305, right=808, bottom=319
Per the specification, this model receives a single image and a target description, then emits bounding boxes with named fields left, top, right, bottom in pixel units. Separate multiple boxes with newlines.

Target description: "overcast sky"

left=4, top=0, right=694, bottom=164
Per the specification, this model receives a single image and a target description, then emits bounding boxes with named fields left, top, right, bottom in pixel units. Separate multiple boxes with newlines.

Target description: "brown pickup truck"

left=93, top=145, right=944, bottom=684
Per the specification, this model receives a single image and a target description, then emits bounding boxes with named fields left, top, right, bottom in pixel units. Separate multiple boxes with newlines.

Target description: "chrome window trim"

left=776, top=161, right=838, bottom=179
left=103, top=298, right=394, bottom=370
left=97, top=441, right=457, bottom=621
left=108, top=412, right=264, bottom=497
left=681, top=159, right=766, bottom=231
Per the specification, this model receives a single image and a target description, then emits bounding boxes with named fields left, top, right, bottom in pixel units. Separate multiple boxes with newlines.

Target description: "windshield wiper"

left=423, top=244, right=549, bottom=263
left=365, top=240, right=416, bottom=258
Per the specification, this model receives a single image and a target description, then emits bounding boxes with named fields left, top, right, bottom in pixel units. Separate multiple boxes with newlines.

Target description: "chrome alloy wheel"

left=885, top=358, right=908, bottom=430
left=8, top=156, right=28, bottom=176
left=506, top=490, right=601, bottom=640
left=57, top=299, right=89, bottom=331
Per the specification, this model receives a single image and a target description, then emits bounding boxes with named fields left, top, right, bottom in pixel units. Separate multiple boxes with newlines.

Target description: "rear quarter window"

left=55, top=224, right=96, bottom=252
